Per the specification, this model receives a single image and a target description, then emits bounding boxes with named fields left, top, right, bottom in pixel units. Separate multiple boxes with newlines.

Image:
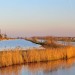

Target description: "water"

left=0, top=39, right=41, bottom=50
left=0, top=58, right=75, bottom=75
left=57, top=41, right=75, bottom=46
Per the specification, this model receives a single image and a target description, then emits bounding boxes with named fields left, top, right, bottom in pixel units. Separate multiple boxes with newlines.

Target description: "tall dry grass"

left=0, top=50, right=24, bottom=67
left=0, top=46, right=75, bottom=67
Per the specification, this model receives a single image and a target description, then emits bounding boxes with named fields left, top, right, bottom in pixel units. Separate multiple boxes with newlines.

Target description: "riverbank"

left=0, top=46, right=75, bottom=68
left=0, top=38, right=16, bottom=41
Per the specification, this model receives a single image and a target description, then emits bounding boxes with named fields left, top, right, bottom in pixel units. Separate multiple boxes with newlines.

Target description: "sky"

left=0, top=0, right=75, bottom=37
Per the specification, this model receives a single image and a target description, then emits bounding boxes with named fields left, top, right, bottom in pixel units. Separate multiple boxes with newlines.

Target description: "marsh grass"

left=0, top=46, right=75, bottom=67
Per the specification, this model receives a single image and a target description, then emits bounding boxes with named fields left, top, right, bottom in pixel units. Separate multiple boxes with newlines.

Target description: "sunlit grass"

left=0, top=46, right=75, bottom=67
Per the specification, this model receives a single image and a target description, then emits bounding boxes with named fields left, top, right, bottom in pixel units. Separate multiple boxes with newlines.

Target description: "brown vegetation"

left=25, top=37, right=66, bottom=48
left=0, top=46, right=75, bottom=67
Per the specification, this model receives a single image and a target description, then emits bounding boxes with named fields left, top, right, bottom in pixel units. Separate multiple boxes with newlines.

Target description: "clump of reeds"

left=0, top=46, right=75, bottom=67
left=0, top=50, right=24, bottom=67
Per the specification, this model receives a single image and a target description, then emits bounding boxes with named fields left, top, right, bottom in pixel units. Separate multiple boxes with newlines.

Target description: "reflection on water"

left=0, top=65, right=22, bottom=75
left=0, top=58, right=75, bottom=75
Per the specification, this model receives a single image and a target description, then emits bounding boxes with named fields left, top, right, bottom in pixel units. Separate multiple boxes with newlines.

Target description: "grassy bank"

left=0, top=46, right=75, bottom=67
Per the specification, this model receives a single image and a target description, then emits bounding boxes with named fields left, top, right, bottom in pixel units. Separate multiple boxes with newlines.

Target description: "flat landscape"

left=0, top=0, right=75, bottom=75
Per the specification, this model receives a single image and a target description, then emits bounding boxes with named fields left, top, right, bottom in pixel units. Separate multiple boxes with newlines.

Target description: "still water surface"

left=0, top=39, right=40, bottom=50
left=0, top=58, right=75, bottom=75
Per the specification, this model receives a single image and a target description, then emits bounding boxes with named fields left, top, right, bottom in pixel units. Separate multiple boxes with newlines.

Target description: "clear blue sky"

left=0, top=0, right=75, bottom=37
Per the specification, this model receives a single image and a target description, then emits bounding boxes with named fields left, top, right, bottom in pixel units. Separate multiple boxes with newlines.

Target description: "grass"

left=0, top=46, right=75, bottom=67
left=0, top=50, right=24, bottom=67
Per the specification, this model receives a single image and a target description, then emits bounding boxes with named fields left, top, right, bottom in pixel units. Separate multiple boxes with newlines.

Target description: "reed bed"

left=0, top=46, right=75, bottom=67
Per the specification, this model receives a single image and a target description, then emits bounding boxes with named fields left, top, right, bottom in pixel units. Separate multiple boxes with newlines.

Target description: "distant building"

left=0, top=29, right=2, bottom=38
left=0, top=34, right=2, bottom=38
left=0, top=29, right=7, bottom=39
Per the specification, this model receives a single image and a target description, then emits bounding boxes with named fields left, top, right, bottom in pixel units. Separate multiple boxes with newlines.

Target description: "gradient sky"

left=0, top=0, right=75, bottom=37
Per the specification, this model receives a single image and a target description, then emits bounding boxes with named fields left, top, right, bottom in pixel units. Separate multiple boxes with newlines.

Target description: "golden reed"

left=0, top=46, right=75, bottom=67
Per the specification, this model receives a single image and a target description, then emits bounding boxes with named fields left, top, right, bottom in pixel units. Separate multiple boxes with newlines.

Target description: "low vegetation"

left=0, top=46, right=75, bottom=67
left=25, top=37, right=64, bottom=48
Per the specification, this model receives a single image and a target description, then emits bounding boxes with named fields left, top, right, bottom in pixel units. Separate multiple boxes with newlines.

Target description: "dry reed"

left=0, top=46, right=75, bottom=67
